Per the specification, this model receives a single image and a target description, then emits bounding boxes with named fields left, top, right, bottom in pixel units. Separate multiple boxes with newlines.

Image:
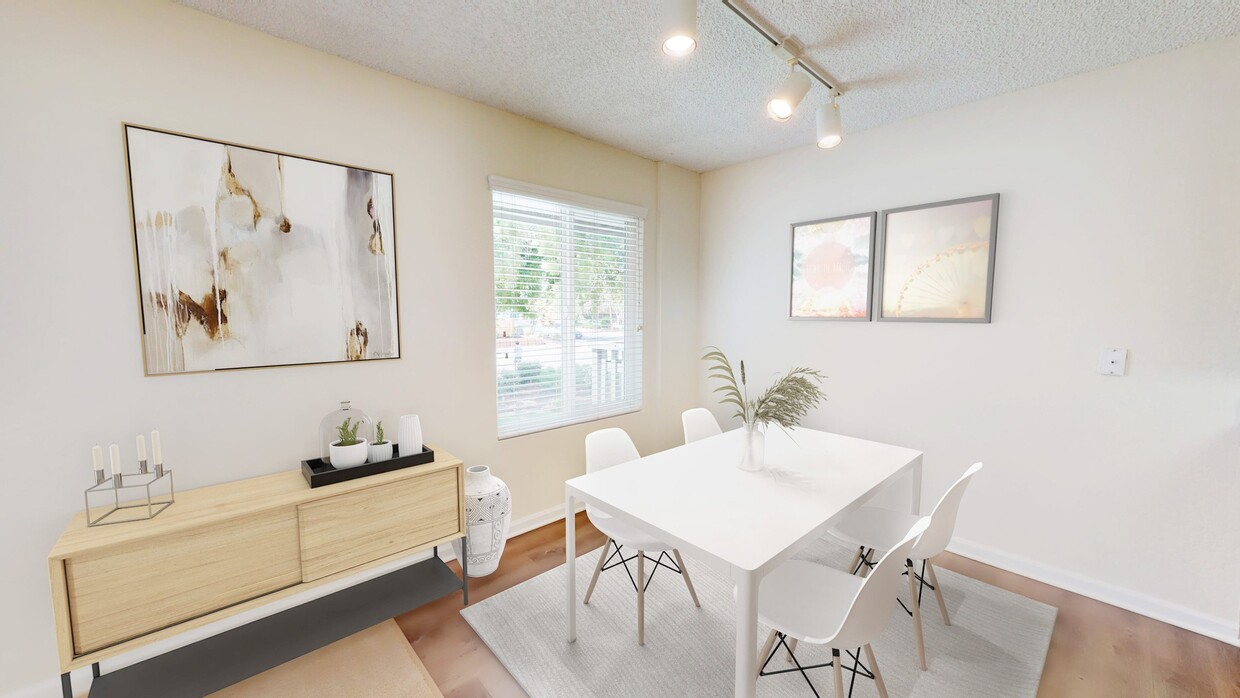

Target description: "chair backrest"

left=681, top=408, right=722, bottom=444
left=833, top=516, right=930, bottom=649
left=584, top=428, right=640, bottom=474
left=911, top=462, right=983, bottom=559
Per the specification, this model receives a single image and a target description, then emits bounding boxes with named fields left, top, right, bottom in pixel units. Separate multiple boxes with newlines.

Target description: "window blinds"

left=491, top=179, right=644, bottom=439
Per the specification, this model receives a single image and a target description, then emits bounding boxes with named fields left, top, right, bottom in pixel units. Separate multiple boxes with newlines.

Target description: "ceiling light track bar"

left=720, top=0, right=844, bottom=96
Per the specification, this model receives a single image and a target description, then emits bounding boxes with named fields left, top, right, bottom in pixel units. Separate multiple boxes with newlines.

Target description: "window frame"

left=489, top=177, right=646, bottom=440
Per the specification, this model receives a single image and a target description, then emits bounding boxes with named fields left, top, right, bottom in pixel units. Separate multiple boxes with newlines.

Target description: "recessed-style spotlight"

left=816, top=100, right=843, bottom=148
left=767, top=68, right=810, bottom=122
left=660, top=0, right=697, bottom=57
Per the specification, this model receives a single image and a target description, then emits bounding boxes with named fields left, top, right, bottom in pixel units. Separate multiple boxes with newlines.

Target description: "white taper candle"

left=92, top=446, right=104, bottom=472
left=151, top=430, right=163, bottom=466
left=109, top=444, right=121, bottom=475
left=136, top=434, right=147, bottom=462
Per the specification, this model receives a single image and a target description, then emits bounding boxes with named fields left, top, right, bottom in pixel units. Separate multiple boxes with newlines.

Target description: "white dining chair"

left=829, top=462, right=984, bottom=670
left=681, top=407, right=722, bottom=444
left=582, top=428, right=701, bottom=645
left=755, top=517, right=931, bottom=697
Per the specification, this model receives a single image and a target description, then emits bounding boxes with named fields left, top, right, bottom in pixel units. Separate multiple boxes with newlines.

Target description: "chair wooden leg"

left=926, top=560, right=951, bottom=626
left=672, top=549, right=700, bottom=607
left=907, top=560, right=927, bottom=670
left=582, top=540, right=609, bottom=605
left=847, top=546, right=863, bottom=575
left=863, top=644, right=888, bottom=698
left=832, top=649, right=845, bottom=697
left=786, top=637, right=798, bottom=662
left=756, top=629, right=777, bottom=678
left=636, top=550, right=645, bottom=646
left=859, top=549, right=875, bottom=578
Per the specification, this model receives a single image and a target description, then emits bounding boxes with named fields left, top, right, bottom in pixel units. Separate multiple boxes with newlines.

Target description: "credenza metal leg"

left=92, top=663, right=100, bottom=678
left=433, top=545, right=439, bottom=559
left=60, top=672, right=71, bottom=698
left=461, top=535, right=469, bottom=606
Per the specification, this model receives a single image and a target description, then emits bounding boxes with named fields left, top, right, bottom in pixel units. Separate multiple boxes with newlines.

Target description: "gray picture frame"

left=875, top=193, right=1000, bottom=323
left=789, top=211, right=877, bottom=321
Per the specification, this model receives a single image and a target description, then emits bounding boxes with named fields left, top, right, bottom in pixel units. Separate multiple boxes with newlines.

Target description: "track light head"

left=660, top=0, right=697, bottom=57
left=767, top=68, right=810, bottom=122
left=816, top=100, right=843, bottom=149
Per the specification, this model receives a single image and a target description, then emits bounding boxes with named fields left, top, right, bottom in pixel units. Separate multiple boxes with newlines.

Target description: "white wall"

left=0, top=1, right=699, bottom=694
left=699, top=36, right=1240, bottom=643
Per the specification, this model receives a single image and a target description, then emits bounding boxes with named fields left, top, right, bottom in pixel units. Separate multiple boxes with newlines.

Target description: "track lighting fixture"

left=816, top=100, right=843, bottom=148
left=767, top=66, right=810, bottom=122
left=662, top=1, right=848, bottom=149
left=659, top=0, right=697, bottom=57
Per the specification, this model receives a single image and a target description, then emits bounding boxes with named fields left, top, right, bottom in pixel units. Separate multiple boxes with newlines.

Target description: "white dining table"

left=564, top=426, right=923, bottom=698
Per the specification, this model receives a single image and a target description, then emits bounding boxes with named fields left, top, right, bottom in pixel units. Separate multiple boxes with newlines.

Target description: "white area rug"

left=462, top=537, right=1055, bottom=697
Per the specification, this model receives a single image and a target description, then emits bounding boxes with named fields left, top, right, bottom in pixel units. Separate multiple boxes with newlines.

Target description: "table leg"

left=911, top=456, right=924, bottom=515
left=733, top=569, right=758, bottom=698
left=566, top=492, right=577, bottom=643
left=60, top=673, right=71, bottom=698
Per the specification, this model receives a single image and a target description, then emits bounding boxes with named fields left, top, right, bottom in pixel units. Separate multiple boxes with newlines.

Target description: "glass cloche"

left=319, top=401, right=373, bottom=465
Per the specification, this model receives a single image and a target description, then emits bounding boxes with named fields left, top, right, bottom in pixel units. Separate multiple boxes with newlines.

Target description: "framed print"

left=876, top=194, right=999, bottom=322
left=124, top=124, right=400, bottom=375
left=789, top=212, right=877, bottom=319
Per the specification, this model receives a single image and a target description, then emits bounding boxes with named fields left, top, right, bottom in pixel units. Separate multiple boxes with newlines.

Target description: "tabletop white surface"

left=565, top=427, right=923, bottom=573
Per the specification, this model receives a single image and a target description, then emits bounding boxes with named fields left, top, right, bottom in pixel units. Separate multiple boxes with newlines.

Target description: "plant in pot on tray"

left=330, top=417, right=369, bottom=469
left=368, top=421, right=393, bottom=463
left=703, top=347, right=826, bottom=471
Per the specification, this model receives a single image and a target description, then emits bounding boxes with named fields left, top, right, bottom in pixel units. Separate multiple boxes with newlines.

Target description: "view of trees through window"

left=493, top=189, right=642, bottom=437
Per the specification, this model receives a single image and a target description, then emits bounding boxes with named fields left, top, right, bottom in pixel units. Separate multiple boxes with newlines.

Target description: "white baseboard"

left=947, top=537, right=1240, bottom=648
left=4, top=502, right=587, bottom=698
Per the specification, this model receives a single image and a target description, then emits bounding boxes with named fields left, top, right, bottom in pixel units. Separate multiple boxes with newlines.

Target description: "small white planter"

left=368, top=441, right=393, bottom=463
left=329, top=439, right=369, bottom=469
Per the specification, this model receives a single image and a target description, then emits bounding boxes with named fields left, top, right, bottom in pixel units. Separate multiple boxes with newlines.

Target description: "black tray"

left=301, top=444, right=435, bottom=488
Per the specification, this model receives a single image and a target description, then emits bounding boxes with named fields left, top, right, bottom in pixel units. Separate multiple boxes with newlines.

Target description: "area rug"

left=462, top=537, right=1055, bottom=697
left=209, top=619, right=442, bottom=697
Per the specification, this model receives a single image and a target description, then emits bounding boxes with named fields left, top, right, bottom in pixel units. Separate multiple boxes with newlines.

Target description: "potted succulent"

left=368, top=421, right=393, bottom=463
left=703, top=347, right=825, bottom=471
left=329, top=417, right=369, bottom=469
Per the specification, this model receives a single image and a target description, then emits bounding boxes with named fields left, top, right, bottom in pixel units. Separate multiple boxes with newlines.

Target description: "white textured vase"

left=397, top=414, right=423, bottom=456
left=451, top=465, right=511, bottom=577
left=738, top=422, right=765, bottom=471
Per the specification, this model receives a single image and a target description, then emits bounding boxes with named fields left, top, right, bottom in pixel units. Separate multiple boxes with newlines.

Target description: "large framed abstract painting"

left=790, top=212, right=876, bottom=319
left=876, top=194, right=999, bottom=323
left=124, top=125, right=399, bottom=375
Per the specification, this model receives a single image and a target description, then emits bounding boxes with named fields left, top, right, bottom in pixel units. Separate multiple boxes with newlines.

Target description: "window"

left=491, top=177, right=644, bottom=439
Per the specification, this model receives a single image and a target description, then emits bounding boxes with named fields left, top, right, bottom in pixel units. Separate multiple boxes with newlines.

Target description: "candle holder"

left=84, top=467, right=175, bottom=527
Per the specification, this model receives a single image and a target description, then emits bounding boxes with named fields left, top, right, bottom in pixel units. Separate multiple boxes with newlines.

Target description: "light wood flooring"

left=396, top=513, right=1240, bottom=698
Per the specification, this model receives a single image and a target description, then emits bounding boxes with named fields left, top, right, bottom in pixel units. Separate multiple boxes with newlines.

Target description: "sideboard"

left=49, top=447, right=467, bottom=697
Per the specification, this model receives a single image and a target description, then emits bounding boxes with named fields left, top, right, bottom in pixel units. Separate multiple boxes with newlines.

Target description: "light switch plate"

left=1098, top=348, right=1127, bottom=376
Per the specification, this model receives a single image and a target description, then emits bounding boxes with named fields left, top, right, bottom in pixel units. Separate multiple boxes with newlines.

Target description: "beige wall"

left=698, top=36, right=1240, bottom=643
left=0, top=1, right=699, bottom=693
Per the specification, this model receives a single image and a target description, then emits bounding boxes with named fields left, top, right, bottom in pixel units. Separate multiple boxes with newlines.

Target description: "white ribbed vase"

left=397, top=414, right=423, bottom=456
left=451, top=465, right=512, bottom=577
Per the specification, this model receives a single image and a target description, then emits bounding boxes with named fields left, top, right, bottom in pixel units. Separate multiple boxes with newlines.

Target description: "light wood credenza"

left=48, top=448, right=467, bottom=698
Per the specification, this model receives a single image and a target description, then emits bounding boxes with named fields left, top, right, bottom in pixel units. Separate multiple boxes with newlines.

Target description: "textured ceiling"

left=179, top=0, right=1240, bottom=172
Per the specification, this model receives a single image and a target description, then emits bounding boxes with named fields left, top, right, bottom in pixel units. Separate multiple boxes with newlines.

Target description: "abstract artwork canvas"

left=876, top=194, right=999, bottom=322
left=790, top=212, right=876, bottom=319
left=124, top=125, right=399, bottom=375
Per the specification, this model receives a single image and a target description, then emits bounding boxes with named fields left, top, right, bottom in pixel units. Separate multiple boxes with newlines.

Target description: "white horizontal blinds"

left=492, top=181, right=644, bottom=439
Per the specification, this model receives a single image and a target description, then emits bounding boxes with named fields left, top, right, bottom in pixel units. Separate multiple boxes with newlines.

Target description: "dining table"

left=564, top=426, right=924, bottom=698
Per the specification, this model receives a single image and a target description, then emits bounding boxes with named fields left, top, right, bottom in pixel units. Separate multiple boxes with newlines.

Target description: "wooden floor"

left=397, top=513, right=1240, bottom=698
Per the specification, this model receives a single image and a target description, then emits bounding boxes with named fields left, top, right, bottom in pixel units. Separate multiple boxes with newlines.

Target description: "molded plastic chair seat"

left=830, top=507, right=923, bottom=554
left=589, top=511, right=675, bottom=552
left=758, top=561, right=865, bottom=644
